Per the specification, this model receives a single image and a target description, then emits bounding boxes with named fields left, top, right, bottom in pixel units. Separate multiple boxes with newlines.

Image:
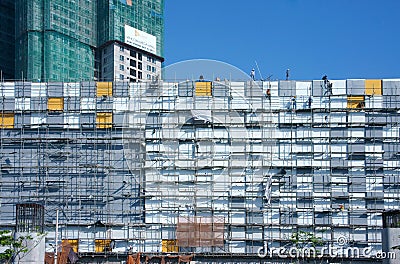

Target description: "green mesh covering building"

left=2, top=0, right=164, bottom=82
left=98, top=0, right=164, bottom=57
left=0, top=0, right=15, bottom=80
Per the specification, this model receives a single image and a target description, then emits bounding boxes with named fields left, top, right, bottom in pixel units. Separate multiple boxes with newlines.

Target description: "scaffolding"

left=0, top=78, right=399, bottom=262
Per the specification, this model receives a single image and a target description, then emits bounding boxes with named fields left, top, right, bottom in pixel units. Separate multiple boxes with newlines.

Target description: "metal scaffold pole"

left=55, top=209, right=59, bottom=264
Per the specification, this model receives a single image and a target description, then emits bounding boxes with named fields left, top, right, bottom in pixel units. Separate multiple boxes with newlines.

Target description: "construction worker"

left=291, top=96, right=296, bottom=110
left=266, top=88, right=271, bottom=98
left=250, top=69, right=255, bottom=81
left=322, top=75, right=328, bottom=84
left=322, top=75, right=333, bottom=96
left=328, top=82, right=333, bottom=95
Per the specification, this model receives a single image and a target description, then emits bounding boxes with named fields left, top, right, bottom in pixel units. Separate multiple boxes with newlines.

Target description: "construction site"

left=4, top=0, right=164, bottom=82
left=0, top=77, right=399, bottom=263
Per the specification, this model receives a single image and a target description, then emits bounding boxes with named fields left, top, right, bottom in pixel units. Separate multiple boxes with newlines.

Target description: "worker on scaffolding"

left=322, top=75, right=328, bottom=84
left=291, top=96, right=296, bottom=111
left=266, top=88, right=271, bottom=101
left=327, top=82, right=333, bottom=95
left=308, top=96, right=312, bottom=109
left=322, top=75, right=333, bottom=96
left=250, top=69, right=255, bottom=81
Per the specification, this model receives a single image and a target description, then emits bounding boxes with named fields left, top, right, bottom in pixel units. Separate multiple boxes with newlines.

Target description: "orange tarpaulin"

left=127, top=253, right=141, bottom=264
left=44, top=241, right=78, bottom=264
left=178, top=255, right=193, bottom=263
left=177, top=216, right=224, bottom=247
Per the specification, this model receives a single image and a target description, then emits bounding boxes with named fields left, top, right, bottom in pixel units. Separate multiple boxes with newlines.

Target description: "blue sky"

left=164, top=0, right=400, bottom=80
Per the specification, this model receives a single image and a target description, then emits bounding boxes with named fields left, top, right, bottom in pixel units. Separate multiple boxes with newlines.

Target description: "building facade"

left=99, top=40, right=163, bottom=82
left=0, top=0, right=164, bottom=82
left=0, top=78, right=399, bottom=262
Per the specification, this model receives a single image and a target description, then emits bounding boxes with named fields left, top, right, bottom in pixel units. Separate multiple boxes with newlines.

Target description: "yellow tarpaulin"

left=48, top=98, right=64, bottom=111
left=96, top=112, right=113, bottom=128
left=95, top=239, right=111, bottom=253
left=347, top=96, right=365, bottom=109
left=97, top=82, right=113, bottom=97
left=162, top=239, right=179, bottom=252
left=0, top=113, right=14, bottom=128
left=365, top=79, right=382, bottom=95
left=195, top=81, right=212, bottom=96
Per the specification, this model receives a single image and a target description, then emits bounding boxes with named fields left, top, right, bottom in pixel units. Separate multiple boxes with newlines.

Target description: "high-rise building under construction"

left=0, top=0, right=164, bottom=82
left=0, top=77, right=399, bottom=263
left=0, top=0, right=15, bottom=80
